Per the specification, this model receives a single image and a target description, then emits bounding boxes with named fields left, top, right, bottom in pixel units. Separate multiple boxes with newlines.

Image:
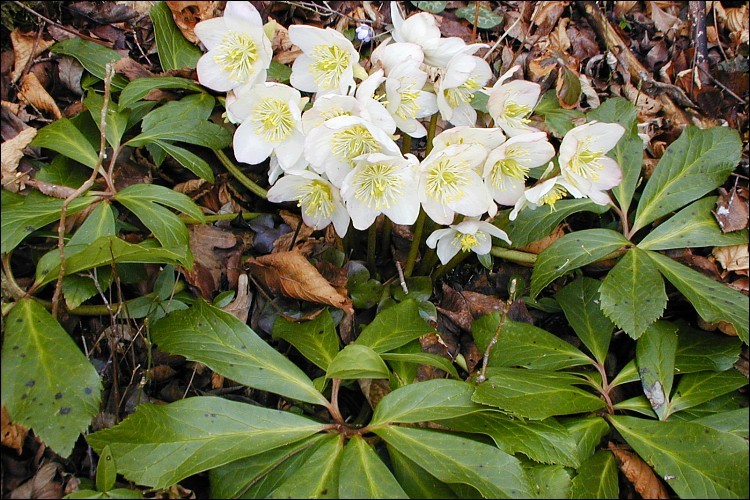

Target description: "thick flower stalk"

left=486, top=65, right=542, bottom=137
left=558, top=121, right=626, bottom=205
left=194, top=1, right=272, bottom=94
left=289, top=25, right=362, bottom=95
left=340, top=153, right=420, bottom=230
left=426, top=218, right=511, bottom=265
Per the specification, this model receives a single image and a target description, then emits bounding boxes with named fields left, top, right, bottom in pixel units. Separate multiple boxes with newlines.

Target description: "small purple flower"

left=356, top=24, right=375, bottom=43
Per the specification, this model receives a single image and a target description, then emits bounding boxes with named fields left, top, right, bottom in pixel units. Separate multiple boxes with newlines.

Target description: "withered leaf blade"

left=714, top=187, right=749, bottom=233
left=246, top=250, right=353, bottom=315
left=610, top=445, right=670, bottom=499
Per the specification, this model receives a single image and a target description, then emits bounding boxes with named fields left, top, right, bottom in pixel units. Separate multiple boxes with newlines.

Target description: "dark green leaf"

left=455, top=4, right=503, bottom=29
left=141, top=93, right=215, bottom=129
left=532, top=90, right=585, bottom=138
left=530, top=229, right=631, bottom=299
left=273, top=310, right=340, bottom=371
left=691, top=408, right=749, bottom=438
left=556, top=277, right=614, bottom=364
left=610, top=359, right=640, bottom=387
left=95, top=446, right=116, bottom=493
left=151, top=300, right=328, bottom=405
left=560, top=415, right=611, bottom=466
left=339, top=436, right=408, bottom=498
left=380, top=352, right=460, bottom=379
left=36, top=156, right=90, bottom=188
left=1, top=299, right=102, bottom=457
left=149, top=2, right=202, bottom=71
left=570, top=451, right=618, bottom=499
left=50, top=38, right=128, bottom=90
left=87, top=397, right=325, bottom=489
left=84, top=91, right=129, bottom=149
left=326, top=344, right=389, bottom=380
left=355, top=299, right=436, bottom=353
left=267, top=434, right=343, bottom=498
left=388, top=446, right=458, bottom=499
left=151, top=140, right=215, bottom=182
left=610, top=415, right=749, bottom=499
left=127, top=119, right=231, bottom=149
left=267, top=61, right=292, bottom=83
left=30, top=117, right=100, bottom=169
left=668, top=370, right=747, bottom=416
left=410, top=1, right=447, bottom=14
left=633, top=126, right=742, bottom=233
left=636, top=321, right=678, bottom=419
left=119, top=77, right=204, bottom=109
left=674, top=323, right=742, bottom=374
left=526, top=463, right=571, bottom=499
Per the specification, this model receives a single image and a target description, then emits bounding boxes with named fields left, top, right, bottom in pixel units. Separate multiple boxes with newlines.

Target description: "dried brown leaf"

left=10, top=30, right=55, bottom=83
left=725, top=5, right=749, bottom=33
left=18, top=73, right=61, bottom=119
left=611, top=445, right=670, bottom=499
left=165, top=1, right=220, bottom=43
left=650, top=1, right=682, bottom=34
left=1, top=405, right=29, bottom=455
left=246, top=250, right=353, bottom=315
left=713, top=187, right=749, bottom=233
left=713, top=245, right=749, bottom=273
left=519, top=224, right=566, bottom=255
left=223, top=273, right=252, bottom=323
left=533, top=1, right=569, bottom=38
left=1, top=127, right=35, bottom=193
left=8, top=462, right=63, bottom=500
left=184, top=225, right=241, bottom=299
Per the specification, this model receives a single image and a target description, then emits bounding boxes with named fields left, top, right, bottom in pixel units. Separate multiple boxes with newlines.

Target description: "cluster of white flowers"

left=194, top=2, right=625, bottom=265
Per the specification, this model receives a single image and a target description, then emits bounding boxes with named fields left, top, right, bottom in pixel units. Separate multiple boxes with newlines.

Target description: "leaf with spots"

left=1, top=299, right=102, bottom=458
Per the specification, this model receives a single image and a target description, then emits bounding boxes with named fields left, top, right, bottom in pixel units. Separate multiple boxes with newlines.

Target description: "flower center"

left=330, top=125, right=381, bottom=163
left=296, top=180, right=334, bottom=219
left=453, top=231, right=486, bottom=252
left=353, top=163, right=403, bottom=210
left=425, top=158, right=470, bottom=203
left=539, top=185, right=567, bottom=206
left=311, top=44, right=351, bottom=90
left=252, top=98, right=295, bottom=143
left=444, top=78, right=480, bottom=108
left=214, top=32, right=258, bottom=83
left=490, top=158, right=529, bottom=189
left=396, top=84, right=421, bottom=119
left=570, top=144, right=603, bottom=180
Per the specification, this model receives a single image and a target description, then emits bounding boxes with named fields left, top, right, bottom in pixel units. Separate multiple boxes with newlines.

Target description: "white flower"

left=383, top=62, right=438, bottom=138
left=305, top=115, right=402, bottom=187
left=194, top=1, right=272, bottom=93
left=431, top=126, right=506, bottom=158
left=229, top=83, right=305, bottom=171
left=426, top=218, right=511, bottom=265
left=340, top=153, right=420, bottom=229
left=389, top=2, right=467, bottom=68
left=356, top=24, right=375, bottom=43
left=266, top=170, right=350, bottom=236
left=289, top=25, right=361, bottom=95
left=486, top=65, right=541, bottom=137
left=370, top=40, right=425, bottom=74
left=509, top=175, right=576, bottom=220
left=418, top=144, right=497, bottom=225
left=436, top=48, right=492, bottom=126
left=483, top=132, right=555, bottom=206
left=558, top=121, right=625, bottom=205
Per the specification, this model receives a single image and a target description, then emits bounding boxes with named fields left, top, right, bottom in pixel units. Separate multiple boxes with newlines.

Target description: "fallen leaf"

left=223, top=273, right=252, bottom=322
left=18, top=72, right=62, bottom=119
left=437, top=283, right=507, bottom=332
left=713, top=187, right=749, bottom=233
left=184, top=225, right=242, bottom=299
left=10, top=30, right=55, bottom=82
left=8, top=462, right=63, bottom=500
left=713, top=245, right=749, bottom=273
left=1, top=127, right=35, bottom=192
left=1, top=405, right=29, bottom=455
left=610, top=445, right=670, bottom=499
left=358, top=378, right=392, bottom=409
left=246, top=249, right=353, bottom=315
left=650, top=1, right=682, bottom=34
left=165, top=1, right=220, bottom=44
left=519, top=224, right=566, bottom=255
left=211, top=372, right=225, bottom=389
left=533, top=1, right=569, bottom=38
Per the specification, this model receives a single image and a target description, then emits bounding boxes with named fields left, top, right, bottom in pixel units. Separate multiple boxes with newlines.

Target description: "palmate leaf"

left=84, top=92, right=129, bottom=149
left=1, top=299, right=102, bottom=458
left=375, top=426, right=532, bottom=498
left=151, top=300, right=328, bottom=405
left=150, top=140, right=215, bottom=182
left=635, top=321, right=678, bottom=420
left=646, top=251, right=749, bottom=343
left=690, top=408, right=749, bottom=438
left=556, top=277, right=614, bottom=365
left=354, top=299, right=437, bottom=353
left=30, top=117, right=100, bottom=169
left=674, top=324, right=742, bottom=374
left=380, top=352, right=460, bottom=380
left=525, top=464, right=571, bottom=499
left=87, top=397, right=325, bottom=489
left=561, top=416, right=612, bottom=467
left=599, top=247, right=667, bottom=339
left=609, top=415, right=749, bottom=499
left=339, top=436, right=408, bottom=498
left=50, top=37, right=129, bottom=90
left=126, top=119, right=231, bottom=149
left=570, top=451, right=619, bottom=499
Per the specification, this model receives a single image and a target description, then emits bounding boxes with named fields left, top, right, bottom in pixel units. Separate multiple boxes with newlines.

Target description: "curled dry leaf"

left=713, top=187, right=749, bottom=233
left=18, top=73, right=62, bottom=119
left=1, top=405, right=29, bottom=455
left=610, top=445, right=670, bottom=499
left=713, top=245, right=749, bottom=274
left=1, top=127, right=35, bottom=193
left=185, top=224, right=242, bottom=300
left=165, top=1, right=220, bottom=43
left=650, top=1, right=683, bottom=35
left=246, top=249, right=354, bottom=315
left=10, top=29, right=55, bottom=83
left=8, top=462, right=63, bottom=500
left=223, top=273, right=252, bottom=323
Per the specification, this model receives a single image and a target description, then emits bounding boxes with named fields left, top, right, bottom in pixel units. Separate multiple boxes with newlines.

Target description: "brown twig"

left=689, top=1, right=710, bottom=87
left=11, top=1, right=113, bottom=46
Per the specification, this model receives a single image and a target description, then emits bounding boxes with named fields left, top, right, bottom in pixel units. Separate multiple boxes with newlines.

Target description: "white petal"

left=193, top=18, right=228, bottom=50
left=274, top=132, right=306, bottom=170
left=234, top=123, right=274, bottom=165
left=290, top=56, right=319, bottom=93
left=224, top=1, right=262, bottom=26
left=196, top=55, right=235, bottom=92
left=436, top=236, right=461, bottom=264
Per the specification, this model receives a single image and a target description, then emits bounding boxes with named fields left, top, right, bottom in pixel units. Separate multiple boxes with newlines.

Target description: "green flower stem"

left=379, top=218, right=393, bottom=264
left=425, top=113, right=439, bottom=155
left=180, top=211, right=264, bottom=225
left=489, top=246, right=538, bottom=264
left=367, top=223, right=377, bottom=272
left=214, top=149, right=268, bottom=199
left=400, top=134, right=412, bottom=155
left=432, top=250, right=471, bottom=281
left=417, top=247, right=439, bottom=276
left=403, top=208, right=426, bottom=277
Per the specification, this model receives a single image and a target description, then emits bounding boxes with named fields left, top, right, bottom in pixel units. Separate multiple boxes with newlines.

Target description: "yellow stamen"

left=539, top=185, right=567, bottom=206
left=311, top=44, right=351, bottom=90
left=453, top=231, right=486, bottom=252
left=330, top=125, right=381, bottom=163
left=444, top=78, right=480, bottom=108
left=425, top=158, right=470, bottom=203
left=296, top=180, right=334, bottom=219
left=570, top=143, right=603, bottom=180
left=214, top=32, right=258, bottom=83
left=489, top=158, right=529, bottom=189
left=353, top=163, right=403, bottom=210
left=396, top=83, right=421, bottom=119
left=252, top=98, right=294, bottom=142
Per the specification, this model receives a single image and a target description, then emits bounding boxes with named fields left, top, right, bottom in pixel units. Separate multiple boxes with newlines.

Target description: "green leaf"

left=675, top=324, right=742, bottom=374
left=151, top=300, right=328, bottom=405
left=556, top=277, right=614, bottom=364
left=210, top=434, right=328, bottom=499
left=127, top=119, right=231, bottom=149
left=267, top=60, right=292, bottom=83
left=30, top=117, right=100, bottom=169
left=410, top=1, right=447, bottom=14
left=633, top=126, right=742, bottom=234
left=141, top=93, right=215, bottom=129
left=116, top=184, right=204, bottom=222
left=586, top=97, right=641, bottom=215
left=561, top=415, right=611, bottom=466
left=326, top=344, right=389, bottom=380
left=388, top=446, right=458, bottom=499
left=667, top=392, right=746, bottom=421
left=84, top=91, right=129, bottom=149
left=455, top=4, right=503, bottom=29
left=267, top=434, right=343, bottom=498
left=339, top=436, right=408, bottom=498
left=638, top=197, right=748, bottom=250
left=380, top=352, right=460, bottom=379
left=355, top=299, right=436, bottom=353
left=96, top=446, right=116, bottom=493
left=472, top=368, right=605, bottom=419
left=532, top=90, right=585, bottom=138
left=36, top=156, right=90, bottom=188
left=62, top=269, right=112, bottom=311
left=668, top=370, right=747, bottom=416
left=149, top=2, right=202, bottom=71
left=472, top=315, right=594, bottom=371
left=50, top=38, right=129, bottom=90
left=691, top=408, right=749, bottom=438
left=35, top=236, right=187, bottom=287
left=612, top=395, right=657, bottom=417
left=530, top=229, right=631, bottom=299
left=151, top=140, right=215, bottom=182
left=87, top=397, right=325, bottom=489
left=610, top=359, right=640, bottom=387
left=442, top=411, right=580, bottom=467
left=119, top=76, right=204, bottom=109
left=526, top=463, right=571, bottom=499
left=647, top=250, right=749, bottom=343
left=376, top=426, right=531, bottom=498
left=1, top=299, right=102, bottom=458
left=273, top=310, right=340, bottom=371
left=570, top=451, right=619, bottom=499
left=70, top=201, right=117, bottom=247
left=495, top=198, right=609, bottom=249
left=636, top=321, right=678, bottom=419
left=370, top=379, right=482, bottom=426
left=610, top=415, right=749, bottom=499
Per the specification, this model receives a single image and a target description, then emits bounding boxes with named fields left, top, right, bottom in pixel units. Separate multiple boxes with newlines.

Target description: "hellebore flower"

left=194, top=1, right=272, bottom=93
left=431, top=126, right=506, bottom=159
left=289, top=25, right=361, bottom=95
left=383, top=62, right=438, bottom=138
left=436, top=48, right=492, bottom=126
left=486, top=65, right=541, bottom=137
left=426, top=218, right=511, bottom=265
left=509, top=175, right=576, bottom=221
